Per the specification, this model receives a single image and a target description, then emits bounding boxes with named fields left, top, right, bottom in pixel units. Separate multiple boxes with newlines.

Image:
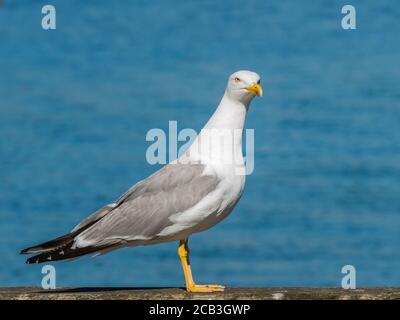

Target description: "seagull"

left=21, top=70, right=263, bottom=292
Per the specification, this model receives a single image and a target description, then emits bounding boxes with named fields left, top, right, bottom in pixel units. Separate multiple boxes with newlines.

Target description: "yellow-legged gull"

left=21, top=70, right=263, bottom=292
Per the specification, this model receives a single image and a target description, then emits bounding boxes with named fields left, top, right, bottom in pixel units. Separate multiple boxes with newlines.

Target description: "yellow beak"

left=245, top=82, right=263, bottom=97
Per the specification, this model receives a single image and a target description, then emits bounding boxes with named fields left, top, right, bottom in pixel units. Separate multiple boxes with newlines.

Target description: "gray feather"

left=75, top=163, right=219, bottom=247
left=71, top=204, right=116, bottom=233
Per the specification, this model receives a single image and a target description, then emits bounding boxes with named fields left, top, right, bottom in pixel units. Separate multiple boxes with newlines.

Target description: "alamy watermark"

left=341, top=5, right=356, bottom=30
left=39, top=4, right=356, bottom=31
left=341, top=265, right=356, bottom=289
left=41, top=265, right=56, bottom=289
left=145, top=121, right=255, bottom=175
left=41, top=5, right=56, bottom=30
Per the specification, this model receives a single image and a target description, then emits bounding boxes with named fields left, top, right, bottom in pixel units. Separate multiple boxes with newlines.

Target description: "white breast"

left=156, top=160, right=245, bottom=241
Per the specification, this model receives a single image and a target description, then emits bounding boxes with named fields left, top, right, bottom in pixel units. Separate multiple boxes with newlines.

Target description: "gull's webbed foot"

left=187, top=284, right=225, bottom=293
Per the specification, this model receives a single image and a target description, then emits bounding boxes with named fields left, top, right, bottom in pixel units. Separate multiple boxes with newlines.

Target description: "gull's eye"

left=257, top=80, right=260, bottom=84
left=234, top=77, right=241, bottom=83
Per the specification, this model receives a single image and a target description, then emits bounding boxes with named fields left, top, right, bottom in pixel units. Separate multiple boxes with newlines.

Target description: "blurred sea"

left=0, top=0, right=399, bottom=287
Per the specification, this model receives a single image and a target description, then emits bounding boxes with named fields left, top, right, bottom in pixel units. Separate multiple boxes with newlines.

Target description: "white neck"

left=203, top=92, right=249, bottom=131
left=185, top=92, right=250, bottom=167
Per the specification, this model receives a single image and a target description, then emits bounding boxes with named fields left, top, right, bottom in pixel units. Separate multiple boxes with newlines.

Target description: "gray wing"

left=70, top=204, right=116, bottom=233
left=73, top=163, right=220, bottom=247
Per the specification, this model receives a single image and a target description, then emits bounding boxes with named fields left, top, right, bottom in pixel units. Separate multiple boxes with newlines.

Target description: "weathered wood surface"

left=1, top=287, right=399, bottom=300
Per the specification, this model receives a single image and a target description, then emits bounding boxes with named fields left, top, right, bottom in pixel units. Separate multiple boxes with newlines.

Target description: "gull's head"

left=225, top=70, right=262, bottom=104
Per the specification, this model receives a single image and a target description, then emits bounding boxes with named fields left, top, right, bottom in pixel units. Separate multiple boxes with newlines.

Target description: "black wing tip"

left=25, top=256, right=39, bottom=264
left=21, top=246, right=44, bottom=255
left=21, top=248, right=32, bottom=255
left=25, top=253, right=55, bottom=264
left=20, top=233, right=75, bottom=256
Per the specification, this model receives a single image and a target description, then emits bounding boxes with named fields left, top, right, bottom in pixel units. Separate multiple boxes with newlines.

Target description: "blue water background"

left=0, top=0, right=399, bottom=287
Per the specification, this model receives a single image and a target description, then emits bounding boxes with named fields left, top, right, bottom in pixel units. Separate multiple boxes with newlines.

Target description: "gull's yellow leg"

left=178, top=238, right=225, bottom=293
